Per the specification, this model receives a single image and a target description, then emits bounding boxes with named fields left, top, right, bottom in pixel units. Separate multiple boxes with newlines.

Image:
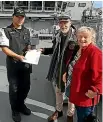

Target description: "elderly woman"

left=69, top=26, right=102, bottom=122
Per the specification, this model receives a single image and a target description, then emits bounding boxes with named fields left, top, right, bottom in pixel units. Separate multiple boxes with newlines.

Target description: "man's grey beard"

left=61, top=30, right=69, bottom=36
left=61, top=27, right=70, bottom=35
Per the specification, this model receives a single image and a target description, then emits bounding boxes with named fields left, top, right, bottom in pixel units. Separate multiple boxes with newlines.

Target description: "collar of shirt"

left=9, top=23, right=25, bottom=32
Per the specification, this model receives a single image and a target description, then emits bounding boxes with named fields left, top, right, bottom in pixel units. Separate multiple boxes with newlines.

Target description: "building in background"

left=65, top=1, right=92, bottom=20
left=0, top=1, right=92, bottom=30
left=81, top=6, right=102, bottom=49
left=0, top=1, right=102, bottom=48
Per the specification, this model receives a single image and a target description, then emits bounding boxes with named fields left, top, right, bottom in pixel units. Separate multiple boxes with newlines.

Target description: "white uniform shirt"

left=0, top=28, right=9, bottom=47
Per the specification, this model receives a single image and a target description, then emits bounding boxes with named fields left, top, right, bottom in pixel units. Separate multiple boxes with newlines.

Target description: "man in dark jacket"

left=0, top=8, right=32, bottom=122
left=41, top=14, right=79, bottom=122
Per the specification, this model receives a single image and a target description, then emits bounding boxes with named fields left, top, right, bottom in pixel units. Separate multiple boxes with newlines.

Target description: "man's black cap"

left=13, top=7, right=26, bottom=17
left=58, top=13, right=71, bottom=21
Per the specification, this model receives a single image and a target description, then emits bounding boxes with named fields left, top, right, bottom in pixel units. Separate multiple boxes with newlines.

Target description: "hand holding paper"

left=22, top=49, right=41, bottom=65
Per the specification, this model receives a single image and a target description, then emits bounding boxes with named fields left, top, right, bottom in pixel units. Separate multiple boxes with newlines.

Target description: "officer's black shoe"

left=19, top=104, right=31, bottom=115
left=12, top=111, right=21, bottom=122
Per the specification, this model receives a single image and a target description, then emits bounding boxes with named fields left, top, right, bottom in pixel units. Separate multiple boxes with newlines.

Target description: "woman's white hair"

left=77, top=26, right=96, bottom=43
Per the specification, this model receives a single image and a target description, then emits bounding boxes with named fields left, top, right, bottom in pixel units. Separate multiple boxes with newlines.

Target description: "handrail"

left=45, top=7, right=55, bottom=11
left=30, top=6, right=42, bottom=10
left=2, top=5, right=28, bottom=10
left=0, top=2, right=63, bottom=12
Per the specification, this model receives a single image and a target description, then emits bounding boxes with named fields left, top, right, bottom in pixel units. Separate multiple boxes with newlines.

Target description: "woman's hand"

left=62, top=72, right=67, bottom=83
left=85, top=90, right=97, bottom=98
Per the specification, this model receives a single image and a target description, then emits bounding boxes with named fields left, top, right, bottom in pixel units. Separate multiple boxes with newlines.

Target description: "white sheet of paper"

left=22, top=49, right=41, bottom=65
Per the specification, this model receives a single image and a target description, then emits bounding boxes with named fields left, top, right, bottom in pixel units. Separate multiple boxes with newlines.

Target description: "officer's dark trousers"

left=6, top=59, right=30, bottom=112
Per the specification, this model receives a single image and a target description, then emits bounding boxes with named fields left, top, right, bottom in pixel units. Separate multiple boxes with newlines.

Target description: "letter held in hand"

left=22, top=49, right=41, bottom=65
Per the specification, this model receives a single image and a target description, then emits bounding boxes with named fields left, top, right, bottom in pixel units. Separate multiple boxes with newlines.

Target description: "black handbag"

left=83, top=93, right=100, bottom=122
